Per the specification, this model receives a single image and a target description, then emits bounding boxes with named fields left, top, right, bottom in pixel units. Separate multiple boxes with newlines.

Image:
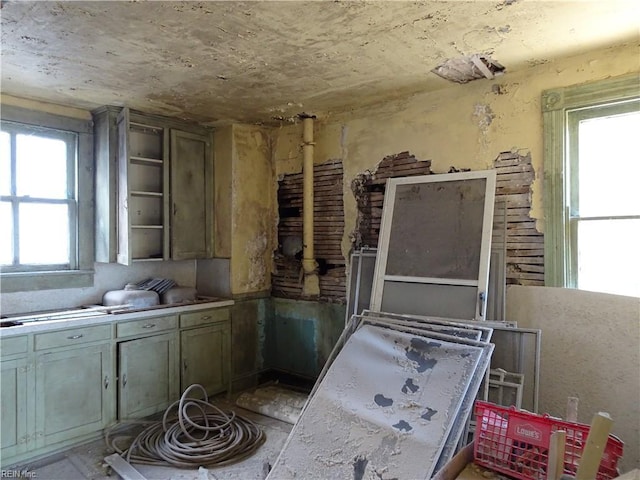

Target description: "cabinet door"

left=181, top=323, right=229, bottom=396
left=118, top=332, right=178, bottom=419
left=1, top=357, right=33, bottom=459
left=34, top=343, right=114, bottom=448
left=170, top=129, right=213, bottom=260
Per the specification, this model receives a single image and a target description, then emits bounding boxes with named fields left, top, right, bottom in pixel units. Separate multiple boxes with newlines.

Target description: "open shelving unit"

left=117, top=111, right=170, bottom=264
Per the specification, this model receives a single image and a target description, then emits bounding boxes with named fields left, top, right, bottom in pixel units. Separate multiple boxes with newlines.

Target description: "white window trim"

left=542, top=73, right=640, bottom=287
left=0, top=105, right=94, bottom=292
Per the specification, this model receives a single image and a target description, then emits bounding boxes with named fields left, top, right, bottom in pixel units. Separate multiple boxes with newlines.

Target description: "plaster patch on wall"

left=496, top=0, right=520, bottom=10
left=491, top=83, right=507, bottom=95
left=245, top=232, right=269, bottom=291
left=473, top=103, right=495, bottom=133
left=462, top=26, right=506, bottom=52
left=527, top=58, right=549, bottom=67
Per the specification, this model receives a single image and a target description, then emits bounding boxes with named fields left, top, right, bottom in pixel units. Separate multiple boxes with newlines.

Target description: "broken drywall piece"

left=432, top=54, right=505, bottom=83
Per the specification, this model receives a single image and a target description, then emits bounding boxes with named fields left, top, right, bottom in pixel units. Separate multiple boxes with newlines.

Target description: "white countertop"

left=0, top=299, right=234, bottom=337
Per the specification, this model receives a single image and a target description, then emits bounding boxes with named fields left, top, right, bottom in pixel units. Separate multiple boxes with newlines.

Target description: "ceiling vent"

left=432, top=54, right=505, bottom=83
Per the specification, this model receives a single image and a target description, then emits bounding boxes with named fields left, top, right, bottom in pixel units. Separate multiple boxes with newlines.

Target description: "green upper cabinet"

left=93, top=107, right=214, bottom=265
left=170, top=130, right=213, bottom=260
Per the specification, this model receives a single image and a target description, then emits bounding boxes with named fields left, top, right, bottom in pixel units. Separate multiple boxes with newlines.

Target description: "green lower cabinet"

left=34, top=343, right=114, bottom=449
left=180, top=323, right=230, bottom=396
left=118, top=332, right=179, bottom=419
left=1, top=357, right=33, bottom=461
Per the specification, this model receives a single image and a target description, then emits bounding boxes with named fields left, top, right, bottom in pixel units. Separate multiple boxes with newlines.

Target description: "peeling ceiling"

left=1, top=1, right=639, bottom=125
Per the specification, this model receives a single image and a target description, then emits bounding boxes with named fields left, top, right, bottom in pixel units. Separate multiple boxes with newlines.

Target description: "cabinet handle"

left=67, top=334, right=83, bottom=340
left=201, top=315, right=212, bottom=320
left=183, top=360, right=187, bottom=371
left=104, top=375, right=109, bottom=390
left=122, top=374, right=127, bottom=387
left=142, top=323, right=156, bottom=329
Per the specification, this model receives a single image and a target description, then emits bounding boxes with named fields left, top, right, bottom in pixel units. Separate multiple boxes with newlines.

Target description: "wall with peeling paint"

left=231, top=297, right=269, bottom=391
left=213, top=126, right=233, bottom=258
left=230, top=124, right=276, bottom=295
left=272, top=42, right=638, bottom=263
left=268, top=43, right=640, bottom=471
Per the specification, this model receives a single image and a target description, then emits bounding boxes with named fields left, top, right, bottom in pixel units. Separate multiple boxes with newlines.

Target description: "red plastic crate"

left=473, top=401, right=623, bottom=480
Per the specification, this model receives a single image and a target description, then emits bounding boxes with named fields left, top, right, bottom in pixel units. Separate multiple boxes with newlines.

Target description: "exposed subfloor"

left=12, top=395, right=293, bottom=480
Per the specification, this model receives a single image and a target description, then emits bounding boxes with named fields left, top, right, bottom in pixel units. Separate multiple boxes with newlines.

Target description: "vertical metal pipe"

left=302, top=117, right=314, bottom=264
left=301, top=115, right=319, bottom=296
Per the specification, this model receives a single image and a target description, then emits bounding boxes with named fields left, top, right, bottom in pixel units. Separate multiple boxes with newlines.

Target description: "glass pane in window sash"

left=16, top=134, right=68, bottom=199
left=577, top=218, right=640, bottom=297
left=0, top=201, right=13, bottom=265
left=19, top=203, right=70, bottom=265
left=578, top=111, right=640, bottom=217
left=1, top=131, right=10, bottom=196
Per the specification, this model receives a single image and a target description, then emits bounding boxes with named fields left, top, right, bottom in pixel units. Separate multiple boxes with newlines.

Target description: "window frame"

left=542, top=73, right=640, bottom=288
left=0, top=105, right=94, bottom=292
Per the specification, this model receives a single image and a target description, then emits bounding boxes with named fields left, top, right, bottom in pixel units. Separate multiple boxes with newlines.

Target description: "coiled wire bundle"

left=106, top=384, right=266, bottom=468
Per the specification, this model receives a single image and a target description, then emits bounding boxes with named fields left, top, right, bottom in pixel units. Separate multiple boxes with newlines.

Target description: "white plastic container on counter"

left=102, top=283, right=159, bottom=308
left=160, top=286, right=197, bottom=304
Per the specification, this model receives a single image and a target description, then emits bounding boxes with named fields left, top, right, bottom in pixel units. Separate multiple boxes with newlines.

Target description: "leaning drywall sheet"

left=356, top=315, right=494, bottom=471
left=267, top=323, right=485, bottom=480
left=361, top=309, right=495, bottom=342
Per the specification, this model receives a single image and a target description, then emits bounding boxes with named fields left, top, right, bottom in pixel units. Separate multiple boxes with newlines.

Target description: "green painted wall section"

left=230, top=297, right=268, bottom=391
left=265, top=298, right=345, bottom=378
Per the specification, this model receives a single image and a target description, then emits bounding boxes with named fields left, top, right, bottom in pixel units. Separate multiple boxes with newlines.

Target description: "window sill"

left=0, top=270, right=94, bottom=293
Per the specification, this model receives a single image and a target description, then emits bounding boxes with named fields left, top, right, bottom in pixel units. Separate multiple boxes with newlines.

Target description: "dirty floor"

left=13, top=395, right=293, bottom=480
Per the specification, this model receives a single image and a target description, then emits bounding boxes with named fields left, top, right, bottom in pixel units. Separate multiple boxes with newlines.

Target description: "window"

left=0, top=105, right=94, bottom=292
left=543, top=74, right=640, bottom=297
left=1, top=124, right=78, bottom=270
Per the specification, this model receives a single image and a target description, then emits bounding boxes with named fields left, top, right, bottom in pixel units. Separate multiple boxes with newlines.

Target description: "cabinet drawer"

left=35, top=325, right=111, bottom=350
left=1, top=335, right=28, bottom=357
left=116, top=315, right=177, bottom=338
left=180, top=308, right=229, bottom=329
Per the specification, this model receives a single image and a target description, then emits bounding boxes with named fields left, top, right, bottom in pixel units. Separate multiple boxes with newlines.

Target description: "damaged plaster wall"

left=268, top=43, right=640, bottom=469
left=272, top=42, right=638, bottom=261
left=325, top=42, right=638, bottom=249
left=230, top=124, right=275, bottom=295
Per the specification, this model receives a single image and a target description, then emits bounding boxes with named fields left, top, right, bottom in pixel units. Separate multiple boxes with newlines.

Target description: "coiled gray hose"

left=106, top=384, right=266, bottom=468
